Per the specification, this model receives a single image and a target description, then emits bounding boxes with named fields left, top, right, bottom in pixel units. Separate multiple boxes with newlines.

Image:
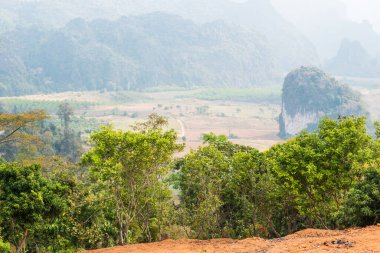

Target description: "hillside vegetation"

left=1, top=112, right=380, bottom=252
left=0, top=13, right=278, bottom=96
left=0, top=0, right=322, bottom=96
left=0, top=0, right=319, bottom=68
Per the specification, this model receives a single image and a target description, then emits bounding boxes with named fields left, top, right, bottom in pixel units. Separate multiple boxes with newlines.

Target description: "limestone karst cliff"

left=279, top=66, right=366, bottom=138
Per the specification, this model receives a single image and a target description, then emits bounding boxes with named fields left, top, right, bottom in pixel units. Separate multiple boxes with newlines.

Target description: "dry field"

left=3, top=83, right=380, bottom=153
left=5, top=89, right=282, bottom=152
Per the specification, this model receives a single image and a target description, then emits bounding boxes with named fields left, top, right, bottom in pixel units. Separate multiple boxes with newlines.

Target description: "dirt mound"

left=82, top=225, right=380, bottom=253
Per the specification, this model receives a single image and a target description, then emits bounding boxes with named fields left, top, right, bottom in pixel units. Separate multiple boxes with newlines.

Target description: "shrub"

left=336, top=168, right=380, bottom=228
left=0, top=239, right=10, bottom=253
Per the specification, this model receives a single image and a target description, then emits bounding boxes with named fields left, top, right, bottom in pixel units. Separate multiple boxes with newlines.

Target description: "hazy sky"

left=233, top=0, right=380, bottom=33
left=343, top=0, right=380, bottom=32
left=269, top=0, right=380, bottom=33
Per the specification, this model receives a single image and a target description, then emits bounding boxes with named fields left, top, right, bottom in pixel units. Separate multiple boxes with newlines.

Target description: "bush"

left=0, top=238, right=10, bottom=253
left=337, top=168, right=380, bottom=228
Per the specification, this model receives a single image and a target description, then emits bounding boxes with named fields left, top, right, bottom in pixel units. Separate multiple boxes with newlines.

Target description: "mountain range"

left=0, top=0, right=379, bottom=95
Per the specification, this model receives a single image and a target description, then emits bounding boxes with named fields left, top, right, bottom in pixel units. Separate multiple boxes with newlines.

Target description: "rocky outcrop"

left=279, top=66, right=366, bottom=138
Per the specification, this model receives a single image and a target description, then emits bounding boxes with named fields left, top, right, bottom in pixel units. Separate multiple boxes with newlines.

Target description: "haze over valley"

left=1, top=1, right=380, bottom=252
left=1, top=0, right=380, bottom=144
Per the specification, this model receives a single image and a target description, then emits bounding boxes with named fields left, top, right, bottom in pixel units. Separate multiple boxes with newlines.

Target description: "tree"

left=226, top=149, right=274, bottom=238
left=268, top=116, right=373, bottom=228
left=55, top=103, right=81, bottom=161
left=57, top=103, right=74, bottom=129
left=0, top=163, right=68, bottom=253
left=174, top=145, right=227, bottom=239
left=81, top=115, right=183, bottom=245
left=131, top=113, right=168, bottom=133
left=20, top=156, right=90, bottom=251
left=337, top=168, right=380, bottom=227
left=375, top=121, right=380, bottom=139
left=0, top=110, right=47, bottom=145
left=174, top=133, right=273, bottom=239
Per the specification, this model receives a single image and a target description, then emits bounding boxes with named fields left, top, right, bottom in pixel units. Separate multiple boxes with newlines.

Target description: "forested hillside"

left=0, top=13, right=279, bottom=96
left=0, top=0, right=319, bottom=70
left=0, top=0, right=321, bottom=96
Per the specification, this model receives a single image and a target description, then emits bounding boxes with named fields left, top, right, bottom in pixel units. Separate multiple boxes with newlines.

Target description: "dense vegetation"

left=0, top=104, right=84, bottom=162
left=1, top=111, right=380, bottom=252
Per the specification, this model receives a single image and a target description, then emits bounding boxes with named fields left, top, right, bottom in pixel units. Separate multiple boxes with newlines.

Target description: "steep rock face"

left=279, top=66, right=366, bottom=138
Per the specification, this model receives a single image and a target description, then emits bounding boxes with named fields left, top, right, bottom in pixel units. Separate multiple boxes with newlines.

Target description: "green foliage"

left=175, top=145, right=227, bottom=239
left=81, top=115, right=183, bottom=244
left=336, top=167, right=380, bottom=228
left=0, top=163, right=69, bottom=252
left=196, top=106, right=209, bottom=115
left=174, top=133, right=274, bottom=239
left=0, top=108, right=86, bottom=162
left=2, top=113, right=380, bottom=251
left=55, top=103, right=82, bottom=161
left=375, top=121, right=380, bottom=139
left=0, top=238, right=10, bottom=253
left=269, top=116, right=373, bottom=228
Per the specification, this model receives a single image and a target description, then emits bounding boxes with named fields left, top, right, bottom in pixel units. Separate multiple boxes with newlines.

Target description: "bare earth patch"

left=82, top=225, right=380, bottom=253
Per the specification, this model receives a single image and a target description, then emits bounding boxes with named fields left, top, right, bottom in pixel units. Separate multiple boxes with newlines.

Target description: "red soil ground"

left=83, top=225, right=380, bottom=253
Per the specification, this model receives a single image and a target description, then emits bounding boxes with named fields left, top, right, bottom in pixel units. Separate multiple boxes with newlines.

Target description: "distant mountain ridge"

left=0, top=13, right=280, bottom=96
left=272, top=0, right=380, bottom=62
left=326, top=39, right=380, bottom=78
left=0, top=0, right=320, bottom=71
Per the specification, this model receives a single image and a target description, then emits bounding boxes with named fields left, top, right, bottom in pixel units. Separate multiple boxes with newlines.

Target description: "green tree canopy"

left=268, top=116, right=373, bottom=228
left=81, top=115, right=183, bottom=244
left=0, top=162, right=68, bottom=253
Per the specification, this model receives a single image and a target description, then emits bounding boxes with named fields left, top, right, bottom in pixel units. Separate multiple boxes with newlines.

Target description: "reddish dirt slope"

left=83, top=225, right=380, bottom=253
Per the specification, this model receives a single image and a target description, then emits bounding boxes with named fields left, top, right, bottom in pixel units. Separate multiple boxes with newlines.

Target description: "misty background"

left=0, top=0, right=380, bottom=95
